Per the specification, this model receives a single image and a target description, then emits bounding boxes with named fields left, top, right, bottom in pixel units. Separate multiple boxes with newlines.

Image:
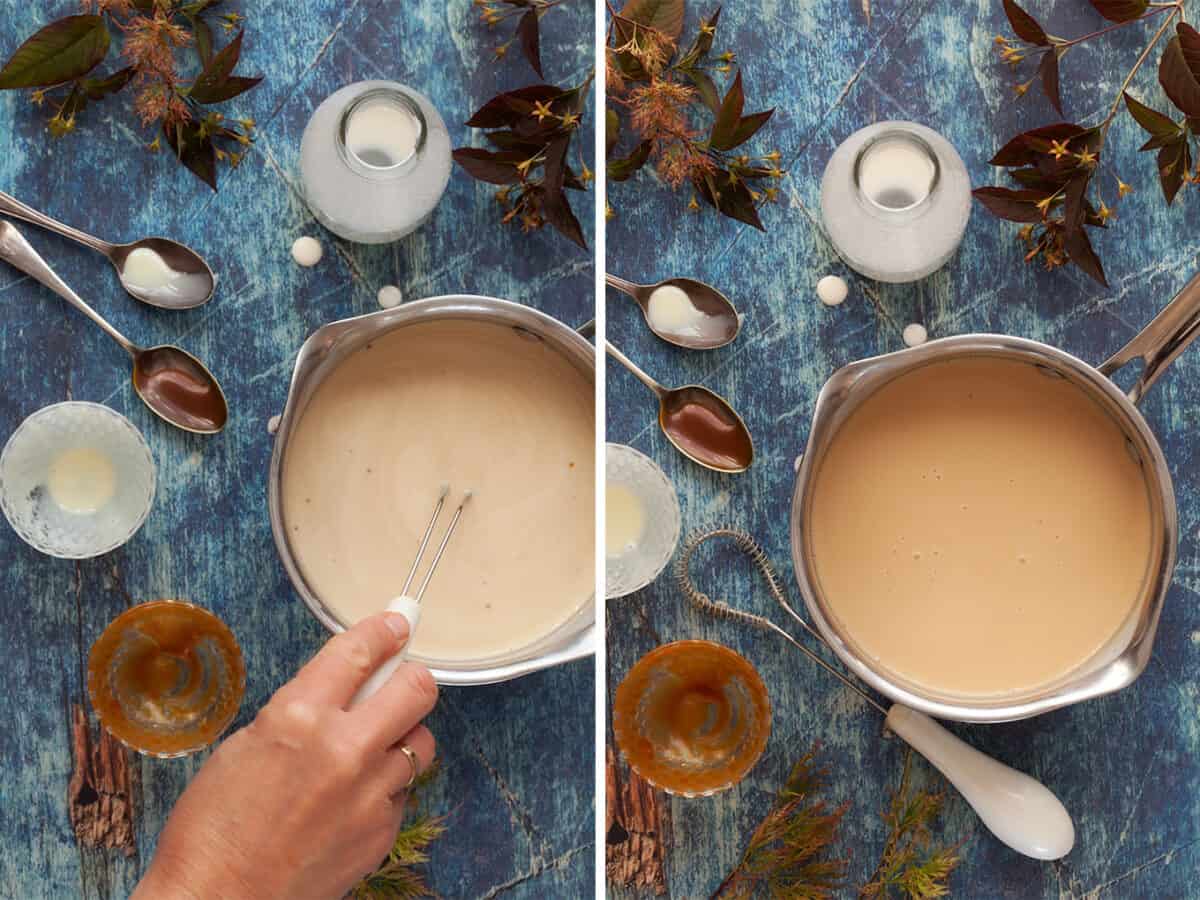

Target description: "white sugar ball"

left=816, top=275, right=848, bottom=306
left=903, top=323, right=928, bottom=347
left=291, top=236, right=323, bottom=267
left=377, top=285, right=403, bottom=309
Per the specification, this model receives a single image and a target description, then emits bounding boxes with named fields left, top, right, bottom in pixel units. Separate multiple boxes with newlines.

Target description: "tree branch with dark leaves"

left=976, top=0, right=1198, bottom=286
left=0, top=1, right=262, bottom=190
left=606, top=1, right=783, bottom=231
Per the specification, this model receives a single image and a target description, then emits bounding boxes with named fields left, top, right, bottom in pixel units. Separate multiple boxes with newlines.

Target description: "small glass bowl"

left=87, top=600, right=246, bottom=758
left=612, top=640, right=771, bottom=797
left=0, top=402, right=156, bottom=558
left=605, top=443, right=681, bottom=599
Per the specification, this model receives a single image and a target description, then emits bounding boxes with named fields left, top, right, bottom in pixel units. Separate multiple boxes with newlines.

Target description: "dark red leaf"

left=81, top=66, right=134, bottom=100
left=487, top=130, right=544, bottom=154
left=452, top=147, right=524, bottom=184
left=1179, top=22, right=1200, bottom=79
left=709, top=71, right=746, bottom=151
left=972, top=186, right=1047, bottom=222
left=989, top=123, right=1086, bottom=166
left=0, top=15, right=109, bottom=89
left=619, top=0, right=686, bottom=39
left=563, top=165, right=587, bottom=191
left=1159, top=36, right=1200, bottom=118
left=1157, top=139, right=1188, bottom=203
left=1002, top=0, right=1050, bottom=45
left=1123, top=91, right=1183, bottom=137
left=1008, top=166, right=1071, bottom=190
left=540, top=186, right=587, bottom=249
left=189, top=31, right=257, bottom=103
left=191, top=16, right=214, bottom=66
left=1140, top=132, right=1182, bottom=151
left=194, top=75, right=261, bottom=104
left=1062, top=227, right=1107, bottom=286
left=694, top=171, right=765, bottom=230
left=685, top=69, right=721, bottom=113
left=607, top=140, right=651, bottom=181
left=516, top=10, right=542, bottom=78
left=727, top=109, right=774, bottom=149
left=1088, top=0, right=1149, bottom=22
left=1062, top=174, right=1090, bottom=233
left=676, top=6, right=722, bottom=68
left=542, top=134, right=570, bottom=193
left=163, top=119, right=217, bottom=191
left=58, top=81, right=88, bottom=121
left=1039, top=50, right=1063, bottom=116
left=605, top=108, right=619, bottom=154
left=465, top=85, right=564, bottom=128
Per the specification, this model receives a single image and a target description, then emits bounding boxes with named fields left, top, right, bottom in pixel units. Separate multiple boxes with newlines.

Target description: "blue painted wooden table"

left=606, top=1, right=1199, bottom=896
left=0, top=2, right=594, bottom=897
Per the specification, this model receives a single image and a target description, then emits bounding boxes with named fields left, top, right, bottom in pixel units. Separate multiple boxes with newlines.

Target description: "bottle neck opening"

left=336, top=87, right=427, bottom=178
left=852, top=129, right=940, bottom=217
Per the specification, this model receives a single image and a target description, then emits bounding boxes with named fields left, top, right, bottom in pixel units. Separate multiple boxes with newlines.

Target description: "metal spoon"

left=606, top=273, right=740, bottom=350
left=0, top=190, right=215, bottom=310
left=0, top=221, right=228, bottom=434
left=606, top=340, right=753, bottom=473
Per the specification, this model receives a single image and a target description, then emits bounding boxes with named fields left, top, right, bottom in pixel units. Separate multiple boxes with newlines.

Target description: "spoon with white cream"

left=0, top=190, right=215, bottom=310
left=606, top=274, right=740, bottom=350
left=0, top=221, right=228, bottom=434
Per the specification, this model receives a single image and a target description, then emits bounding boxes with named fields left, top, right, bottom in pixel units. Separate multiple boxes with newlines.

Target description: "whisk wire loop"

left=674, top=524, right=888, bottom=715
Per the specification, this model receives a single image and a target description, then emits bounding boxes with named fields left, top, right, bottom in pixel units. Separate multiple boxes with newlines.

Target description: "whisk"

left=350, top=484, right=472, bottom=706
left=675, top=525, right=1075, bottom=862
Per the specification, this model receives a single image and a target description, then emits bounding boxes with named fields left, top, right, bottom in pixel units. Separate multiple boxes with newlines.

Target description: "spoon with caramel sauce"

left=0, top=220, right=228, bottom=434
left=606, top=341, right=753, bottom=473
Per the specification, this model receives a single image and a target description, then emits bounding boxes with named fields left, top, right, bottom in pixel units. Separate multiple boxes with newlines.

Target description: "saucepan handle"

left=1098, top=271, right=1200, bottom=405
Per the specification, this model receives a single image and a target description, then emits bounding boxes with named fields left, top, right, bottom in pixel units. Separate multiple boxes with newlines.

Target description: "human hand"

left=132, top=613, right=438, bottom=900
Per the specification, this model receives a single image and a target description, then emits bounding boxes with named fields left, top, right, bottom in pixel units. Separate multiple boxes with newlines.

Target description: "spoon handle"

left=604, top=273, right=644, bottom=299
left=886, top=705, right=1075, bottom=860
left=0, top=221, right=136, bottom=355
left=605, top=340, right=666, bottom=397
left=0, top=191, right=114, bottom=255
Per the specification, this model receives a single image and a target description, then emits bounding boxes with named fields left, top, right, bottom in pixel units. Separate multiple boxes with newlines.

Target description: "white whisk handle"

left=349, top=596, right=422, bottom=708
left=885, top=704, right=1075, bottom=860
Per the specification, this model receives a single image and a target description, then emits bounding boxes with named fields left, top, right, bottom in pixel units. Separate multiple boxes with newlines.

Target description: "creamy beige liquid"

left=605, top=483, right=645, bottom=558
left=810, top=358, right=1153, bottom=696
left=281, top=320, right=594, bottom=663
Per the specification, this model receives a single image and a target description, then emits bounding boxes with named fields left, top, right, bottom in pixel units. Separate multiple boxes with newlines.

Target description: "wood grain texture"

left=606, top=1, right=1200, bottom=897
left=0, top=1, right=595, bottom=897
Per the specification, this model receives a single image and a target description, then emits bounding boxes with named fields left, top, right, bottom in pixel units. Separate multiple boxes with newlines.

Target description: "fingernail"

left=383, top=613, right=410, bottom=643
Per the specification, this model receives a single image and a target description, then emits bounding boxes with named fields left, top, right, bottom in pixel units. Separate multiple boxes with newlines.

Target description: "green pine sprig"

left=712, top=745, right=851, bottom=899
left=350, top=764, right=447, bottom=900
left=860, top=751, right=963, bottom=900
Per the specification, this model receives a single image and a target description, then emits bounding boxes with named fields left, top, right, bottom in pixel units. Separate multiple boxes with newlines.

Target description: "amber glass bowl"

left=612, top=640, right=771, bottom=797
left=87, top=600, right=246, bottom=758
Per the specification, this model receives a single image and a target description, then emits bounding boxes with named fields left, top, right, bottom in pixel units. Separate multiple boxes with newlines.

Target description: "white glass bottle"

left=299, top=80, right=452, bottom=244
left=820, top=121, right=971, bottom=283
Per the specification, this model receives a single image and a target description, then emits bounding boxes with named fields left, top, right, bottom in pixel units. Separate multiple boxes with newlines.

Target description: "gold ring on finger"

left=398, top=743, right=420, bottom=790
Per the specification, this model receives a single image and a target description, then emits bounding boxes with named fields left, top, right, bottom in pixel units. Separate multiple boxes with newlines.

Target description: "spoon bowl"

left=659, top=385, right=754, bottom=473
left=607, top=274, right=740, bottom=350
left=0, top=191, right=215, bottom=309
left=133, top=345, right=229, bottom=434
left=0, top=220, right=228, bottom=435
left=110, top=238, right=216, bottom=310
left=606, top=341, right=753, bottom=473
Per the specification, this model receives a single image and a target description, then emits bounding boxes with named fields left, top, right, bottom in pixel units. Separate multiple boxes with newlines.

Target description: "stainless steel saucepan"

left=791, top=272, right=1200, bottom=723
left=268, top=295, right=595, bottom=686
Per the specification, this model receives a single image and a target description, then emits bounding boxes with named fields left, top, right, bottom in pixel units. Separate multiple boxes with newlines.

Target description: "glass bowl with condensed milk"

left=269, top=296, right=595, bottom=685
left=790, top=272, right=1200, bottom=723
